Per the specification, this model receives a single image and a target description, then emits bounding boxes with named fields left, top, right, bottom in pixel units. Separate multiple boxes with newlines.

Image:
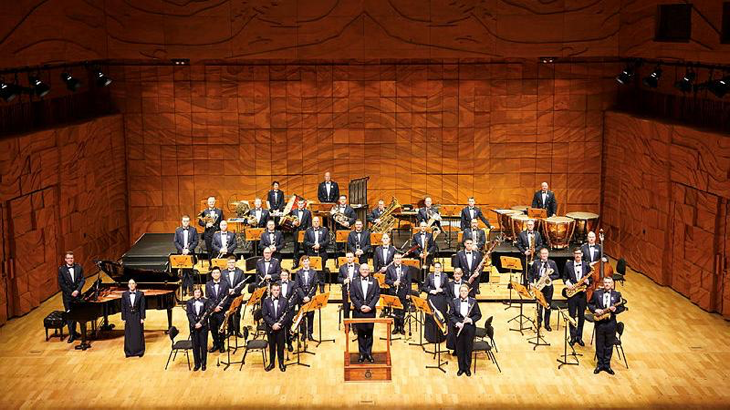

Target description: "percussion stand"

left=527, top=301, right=550, bottom=349
left=557, top=309, right=581, bottom=369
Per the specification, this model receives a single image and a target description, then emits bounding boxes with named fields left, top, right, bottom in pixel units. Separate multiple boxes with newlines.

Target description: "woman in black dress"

left=121, top=279, right=146, bottom=357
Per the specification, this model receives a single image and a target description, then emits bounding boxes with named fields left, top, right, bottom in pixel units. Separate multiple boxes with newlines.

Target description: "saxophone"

left=534, top=266, right=553, bottom=291
left=564, top=274, right=590, bottom=298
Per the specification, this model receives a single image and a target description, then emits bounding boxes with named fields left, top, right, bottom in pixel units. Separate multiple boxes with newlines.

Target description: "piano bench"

left=43, top=311, right=67, bottom=341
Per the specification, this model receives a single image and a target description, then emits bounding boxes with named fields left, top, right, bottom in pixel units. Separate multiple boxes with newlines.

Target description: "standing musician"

left=332, top=194, right=357, bottom=230
left=589, top=277, right=625, bottom=375
left=417, top=196, right=441, bottom=229
left=347, top=220, right=371, bottom=264
left=450, top=284, right=482, bottom=377
left=259, top=219, right=284, bottom=259
left=350, top=264, right=381, bottom=363
left=423, top=261, right=449, bottom=343
left=249, top=198, right=270, bottom=228
left=58, top=251, right=84, bottom=344
left=267, top=181, right=285, bottom=213
left=174, top=215, right=199, bottom=296
left=222, top=256, right=245, bottom=338
left=121, top=279, right=145, bottom=358
left=445, top=268, right=468, bottom=353
left=516, top=219, right=544, bottom=285
left=304, top=216, right=330, bottom=269
left=199, top=196, right=223, bottom=263
left=531, top=182, right=557, bottom=217
left=581, top=231, right=603, bottom=264
left=385, top=253, right=410, bottom=335
left=291, top=198, right=312, bottom=268
left=412, top=221, right=438, bottom=275
left=460, top=197, right=493, bottom=230
left=367, top=199, right=387, bottom=226
left=295, top=256, right=319, bottom=341
left=186, top=287, right=210, bottom=371
left=256, top=247, right=282, bottom=287
left=373, top=233, right=396, bottom=273
left=563, top=248, right=592, bottom=347
left=462, top=219, right=486, bottom=251
left=455, top=238, right=484, bottom=296
left=279, top=270, right=298, bottom=352
left=338, top=252, right=359, bottom=321
left=262, top=282, right=288, bottom=372
left=317, top=171, right=340, bottom=203
left=205, top=267, right=230, bottom=353
left=529, top=248, right=559, bottom=331
left=212, top=220, right=237, bottom=258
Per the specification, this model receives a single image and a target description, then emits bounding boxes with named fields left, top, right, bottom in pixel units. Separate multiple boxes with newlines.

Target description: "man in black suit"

left=529, top=248, right=560, bottom=331
left=205, top=267, right=230, bottom=353
left=256, top=247, right=282, bottom=286
left=581, top=231, right=603, bottom=265
left=445, top=268, right=468, bottom=352
left=295, top=256, right=319, bottom=340
left=186, top=287, right=210, bottom=371
left=331, top=195, right=357, bottom=236
left=563, top=248, right=592, bottom=346
left=222, top=256, right=245, bottom=337
left=412, top=221, right=438, bottom=273
left=367, top=199, right=387, bottom=226
left=454, top=239, right=484, bottom=296
left=589, top=277, right=626, bottom=375
left=291, top=198, right=312, bottom=268
left=304, top=216, right=329, bottom=269
left=174, top=215, right=199, bottom=296
left=279, top=270, right=298, bottom=352
left=350, top=264, right=381, bottom=363
left=262, top=282, right=288, bottom=372
left=249, top=198, right=270, bottom=228
left=198, top=196, right=223, bottom=263
left=385, top=253, right=410, bottom=335
left=317, top=171, right=340, bottom=203
left=338, top=252, right=359, bottom=321
left=373, top=233, right=396, bottom=273
left=462, top=219, right=487, bottom=251
left=212, top=220, right=237, bottom=258
left=531, top=181, right=557, bottom=217
left=267, top=180, right=285, bottom=213
left=347, top=220, right=371, bottom=264
left=516, top=219, right=544, bottom=286
left=460, top=197, right=492, bottom=230
left=58, top=251, right=84, bottom=343
left=259, top=219, right=284, bottom=259
left=416, top=196, right=441, bottom=229
left=450, top=283, right=482, bottom=377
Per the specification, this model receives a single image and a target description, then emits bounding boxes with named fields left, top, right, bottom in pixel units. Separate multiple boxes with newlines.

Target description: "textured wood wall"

left=0, top=116, right=128, bottom=322
left=603, top=112, right=730, bottom=317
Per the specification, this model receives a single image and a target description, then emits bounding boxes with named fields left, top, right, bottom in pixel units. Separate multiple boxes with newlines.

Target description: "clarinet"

left=273, top=291, right=298, bottom=327
left=456, top=299, right=477, bottom=338
left=195, top=276, right=253, bottom=327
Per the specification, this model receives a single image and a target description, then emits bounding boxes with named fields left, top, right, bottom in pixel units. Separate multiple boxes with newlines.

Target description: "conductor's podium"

left=343, top=318, right=393, bottom=382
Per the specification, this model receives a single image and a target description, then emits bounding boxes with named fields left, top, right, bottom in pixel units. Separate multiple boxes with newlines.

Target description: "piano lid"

left=96, top=260, right=178, bottom=284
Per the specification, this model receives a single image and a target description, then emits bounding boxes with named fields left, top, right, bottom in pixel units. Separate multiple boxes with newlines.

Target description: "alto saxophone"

left=534, top=266, right=553, bottom=291
left=565, top=274, right=590, bottom=298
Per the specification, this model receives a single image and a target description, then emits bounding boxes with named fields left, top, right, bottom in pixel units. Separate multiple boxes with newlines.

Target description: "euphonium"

left=330, top=206, right=349, bottom=226
left=371, top=197, right=401, bottom=233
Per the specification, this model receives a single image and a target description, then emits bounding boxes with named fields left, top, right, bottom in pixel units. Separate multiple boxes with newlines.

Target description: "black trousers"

left=456, top=324, right=476, bottom=372
left=390, top=289, right=407, bottom=329
left=342, top=286, right=351, bottom=320
left=354, top=253, right=368, bottom=265
left=227, top=307, right=241, bottom=335
left=203, top=231, right=215, bottom=262
left=353, top=312, right=375, bottom=356
left=62, top=295, right=78, bottom=336
left=537, top=286, right=554, bottom=327
left=191, top=327, right=208, bottom=367
left=567, top=293, right=587, bottom=341
left=181, top=270, right=195, bottom=295
left=595, top=320, right=617, bottom=369
left=209, top=312, right=225, bottom=348
left=293, top=231, right=305, bottom=265
left=267, top=328, right=286, bottom=366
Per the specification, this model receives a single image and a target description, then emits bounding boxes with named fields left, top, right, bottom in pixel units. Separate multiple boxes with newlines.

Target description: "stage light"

left=674, top=69, right=696, bottom=93
left=93, top=70, right=112, bottom=87
left=60, top=72, right=81, bottom=91
left=0, top=81, right=21, bottom=102
left=540, top=57, right=556, bottom=64
left=702, top=75, right=729, bottom=98
left=642, top=66, right=662, bottom=88
left=28, top=75, right=50, bottom=97
left=616, top=65, right=635, bottom=85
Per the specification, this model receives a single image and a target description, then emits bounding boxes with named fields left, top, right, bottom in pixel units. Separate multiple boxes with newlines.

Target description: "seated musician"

left=462, top=219, right=486, bottom=251
left=279, top=270, right=298, bottom=352
left=317, top=171, right=340, bottom=203
left=222, top=256, right=245, bottom=338
left=416, top=196, right=441, bottom=229
left=205, top=267, right=230, bottom=354
left=412, top=221, right=438, bottom=273
left=338, top=252, right=359, bottom=321
left=295, top=256, right=319, bottom=341
left=588, top=277, right=625, bottom=375
left=347, top=220, right=371, bottom=264
left=516, top=219, right=543, bottom=285
left=529, top=248, right=559, bottom=331
left=373, top=233, right=396, bottom=274
left=581, top=231, right=604, bottom=265
left=262, top=282, right=288, bottom=372
left=256, top=247, right=282, bottom=287
left=199, top=196, right=223, bottom=263
left=455, top=238, right=484, bottom=296
left=292, top=197, right=312, bottom=268
left=249, top=198, right=270, bottom=228
left=563, top=248, right=592, bottom=347
left=186, top=287, right=210, bottom=371
left=350, top=264, right=381, bottom=363
left=460, top=197, right=492, bottom=230
left=212, top=220, right=237, bottom=259
left=450, top=284, right=481, bottom=377
left=385, top=253, right=410, bottom=335
left=58, top=251, right=84, bottom=344
left=531, top=181, right=557, bottom=217
left=331, top=194, right=356, bottom=232
left=259, top=219, right=284, bottom=259
left=174, top=215, right=199, bottom=296
left=423, top=261, right=449, bottom=344
left=304, top=216, right=330, bottom=269
left=445, top=268, right=467, bottom=353
left=267, top=180, right=285, bottom=215
left=367, top=199, right=386, bottom=226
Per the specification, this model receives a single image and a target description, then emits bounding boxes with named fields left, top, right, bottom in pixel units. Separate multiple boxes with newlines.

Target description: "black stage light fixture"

left=707, top=75, right=730, bottom=98
left=674, top=69, right=696, bottom=93
left=616, top=65, right=635, bottom=85
left=642, top=65, right=662, bottom=88
left=28, top=74, right=50, bottom=97
left=0, top=80, right=21, bottom=102
left=60, top=72, right=81, bottom=91
left=93, top=70, right=112, bottom=87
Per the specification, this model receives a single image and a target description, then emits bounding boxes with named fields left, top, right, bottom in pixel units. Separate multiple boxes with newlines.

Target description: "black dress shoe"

left=219, top=347, right=226, bottom=353
left=391, top=328, right=399, bottom=335
left=465, top=370, right=472, bottom=377
left=545, top=325, right=552, bottom=332
left=67, top=336, right=75, bottom=344
left=265, top=363, right=275, bottom=372
left=605, top=367, right=615, bottom=375
left=577, top=339, right=585, bottom=347
left=193, top=366, right=200, bottom=371
left=236, top=332, right=244, bottom=338
left=287, top=344, right=293, bottom=352
left=208, top=347, right=217, bottom=353
left=457, top=370, right=464, bottom=376
left=201, top=365, right=206, bottom=371
left=399, top=329, right=406, bottom=335
left=593, top=367, right=601, bottom=374
left=358, top=355, right=365, bottom=363
left=366, top=355, right=374, bottom=363
left=279, top=364, right=286, bottom=372
left=569, top=339, right=575, bottom=347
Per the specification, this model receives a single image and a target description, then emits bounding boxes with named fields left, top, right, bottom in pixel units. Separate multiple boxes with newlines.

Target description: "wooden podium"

left=343, top=318, right=393, bottom=382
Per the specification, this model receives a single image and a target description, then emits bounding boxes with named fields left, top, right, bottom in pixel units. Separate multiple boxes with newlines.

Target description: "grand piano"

left=68, top=260, right=179, bottom=350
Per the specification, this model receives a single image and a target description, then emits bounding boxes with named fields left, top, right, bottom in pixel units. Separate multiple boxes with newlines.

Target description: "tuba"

left=371, top=197, right=401, bottom=233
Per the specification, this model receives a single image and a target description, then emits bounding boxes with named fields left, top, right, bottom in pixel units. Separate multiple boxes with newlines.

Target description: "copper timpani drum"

left=542, top=216, right=576, bottom=249
left=566, top=211, right=600, bottom=243
left=510, top=214, right=534, bottom=241
left=493, top=209, right=521, bottom=241
left=510, top=205, right=529, bottom=214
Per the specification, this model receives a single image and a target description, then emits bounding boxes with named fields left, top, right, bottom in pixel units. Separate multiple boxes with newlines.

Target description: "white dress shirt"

left=459, top=299, right=469, bottom=317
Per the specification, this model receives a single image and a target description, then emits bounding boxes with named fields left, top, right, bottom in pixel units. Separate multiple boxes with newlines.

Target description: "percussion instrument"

left=541, top=216, right=576, bottom=249
left=510, top=214, right=534, bottom=241
left=565, top=211, right=599, bottom=243
left=493, top=209, right=521, bottom=241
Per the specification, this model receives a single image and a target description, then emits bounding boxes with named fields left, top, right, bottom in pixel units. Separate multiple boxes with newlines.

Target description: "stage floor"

left=1, top=263, right=730, bottom=408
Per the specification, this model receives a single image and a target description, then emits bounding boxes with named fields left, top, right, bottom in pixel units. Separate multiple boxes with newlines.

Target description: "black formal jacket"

left=291, top=208, right=312, bottom=231
left=198, top=207, right=224, bottom=236
left=588, top=289, right=625, bottom=324
left=454, top=250, right=484, bottom=275
left=333, top=204, right=356, bottom=227
left=347, top=230, right=372, bottom=254
left=256, top=258, right=282, bottom=284
left=249, top=207, right=270, bottom=228
left=581, top=243, right=602, bottom=264
left=416, top=207, right=440, bottom=224
left=58, top=263, right=85, bottom=299
left=186, top=297, right=211, bottom=330
left=528, top=259, right=560, bottom=284
left=205, top=280, right=230, bottom=310
left=174, top=226, right=199, bottom=253
left=267, top=190, right=286, bottom=211
left=460, top=206, right=492, bottom=230
left=262, top=296, right=289, bottom=330
left=259, top=229, right=285, bottom=251
left=304, top=227, right=330, bottom=251
left=462, top=228, right=486, bottom=250
left=516, top=230, right=544, bottom=254
left=338, top=263, right=360, bottom=286
left=222, top=268, right=245, bottom=295
left=385, top=264, right=411, bottom=298
left=563, top=260, right=592, bottom=287
left=423, top=272, right=449, bottom=296
left=212, top=231, right=237, bottom=255
left=531, top=190, right=557, bottom=216
left=412, top=231, right=438, bottom=258
left=295, top=268, right=319, bottom=300
left=350, top=276, right=381, bottom=317
left=373, top=245, right=397, bottom=272
left=446, top=279, right=469, bottom=300
left=448, top=297, right=482, bottom=328
left=121, top=290, right=146, bottom=320
left=368, top=207, right=386, bottom=224
left=278, top=279, right=299, bottom=302
left=317, top=180, right=340, bottom=203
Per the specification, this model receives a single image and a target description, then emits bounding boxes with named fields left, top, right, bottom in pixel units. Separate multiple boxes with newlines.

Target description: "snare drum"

left=510, top=214, right=534, bottom=241
left=566, top=212, right=600, bottom=243
left=493, top=209, right=520, bottom=241
left=542, top=216, right=576, bottom=249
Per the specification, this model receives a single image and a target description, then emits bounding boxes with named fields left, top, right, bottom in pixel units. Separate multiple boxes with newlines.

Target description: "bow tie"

left=466, top=252, right=472, bottom=255
left=273, top=298, right=279, bottom=301
left=130, top=291, right=136, bottom=294
left=461, top=298, right=469, bottom=303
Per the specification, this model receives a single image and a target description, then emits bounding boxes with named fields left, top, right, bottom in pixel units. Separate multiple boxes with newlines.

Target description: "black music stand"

left=528, top=300, right=550, bottom=349
left=425, top=336, right=448, bottom=373
left=408, top=295, right=431, bottom=350
left=288, top=310, right=315, bottom=368
left=311, top=293, right=335, bottom=346
left=507, top=281, right=534, bottom=335
left=378, top=294, right=404, bottom=344
left=501, top=256, right=523, bottom=310
left=557, top=308, right=582, bottom=369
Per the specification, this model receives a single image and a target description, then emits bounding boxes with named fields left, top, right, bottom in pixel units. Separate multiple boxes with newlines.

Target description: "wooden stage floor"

left=1, top=264, right=729, bottom=409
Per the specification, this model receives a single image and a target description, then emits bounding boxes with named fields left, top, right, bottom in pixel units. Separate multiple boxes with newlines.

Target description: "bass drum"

left=542, top=216, right=576, bottom=249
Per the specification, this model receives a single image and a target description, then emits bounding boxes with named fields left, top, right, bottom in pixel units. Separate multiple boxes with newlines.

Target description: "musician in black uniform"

left=58, top=251, right=84, bottom=343
left=563, top=248, right=592, bottom=346
left=174, top=215, right=199, bottom=296
left=199, top=196, right=223, bottom=263
left=531, top=181, right=557, bottom=217
left=450, top=284, right=482, bottom=377
left=205, top=267, right=230, bottom=353
left=462, top=219, right=486, bottom=251
left=259, top=219, right=284, bottom=259
left=249, top=198, right=270, bottom=228
left=295, top=256, right=319, bottom=341
left=279, top=270, right=298, bottom=351
left=317, top=171, right=340, bottom=203
left=212, top=220, right=236, bottom=258
left=186, top=287, right=210, bottom=371
left=304, top=216, right=329, bottom=270
left=347, top=220, right=371, bottom=264
left=373, top=233, right=396, bottom=274
left=529, top=248, right=560, bottom=331
left=416, top=196, right=441, bottom=230
left=412, top=221, right=438, bottom=274
left=385, top=253, right=410, bottom=335
left=262, top=282, right=288, bottom=372
left=454, top=239, right=484, bottom=296
left=460, top=197, right=492, bottom=230
left=338, top=252, right=359, bottom=321
left=516, top=219, right=544, bottom=285
left=367, top=199, right=387, bottom=226
left=350, top=264, right=381, bottom=363
left=445, top=268, right=467, bottom=352
left=256, top=247, right=282, bottom=287
left=423, top=261, right=449, bottom=344
left=581, top=231, right=603, bottom=265
left=291, top=198, right=312, bottom=268
left=267, top=181, right=285, bottom=213
left=331, top=194, right=357, bottom=236
left=121, top=279, right=145, bottom=357
left=222, top=256, right=245, bottom=337
left=589, top=277, right=625, bottom=375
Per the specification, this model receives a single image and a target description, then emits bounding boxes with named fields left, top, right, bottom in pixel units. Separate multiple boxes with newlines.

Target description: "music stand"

left=408, top=295, right=431, bottom=350
left=170, top=254, right=194, bottom=294
left=528, top=208, right=548, bottom=219
left=311, top=292, right=335, bottom=346
left=500, top=256, right=523, bottom=310
left=528, top=287, right=551, bottom=349
left=370, top=232, right=384, bottom=246
left=211, top=258, right=228, bottom=270
left=557, top=308, right=582, bottom=368
left=219, top=294, right=246, bottom=370
left=401, top=257, right=423, bottom=286
left=507, top=281, right=534, bottom=335
left=245, top=228, right=265, bottom=256
left=288, top=304, right=315, bottom=368
left=378, top=295, right=404, bottom=343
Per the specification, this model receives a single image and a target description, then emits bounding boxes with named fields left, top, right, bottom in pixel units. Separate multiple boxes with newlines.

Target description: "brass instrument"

left=234, top=201, right=251, bottom=218
left=564, top=274, right=590, bottom=298
left=534, top=266, right=553, bottom=291
left=425, top=207, right=442, bottom=236
left=594, top=299, right=624, bottom=321
left=371, top=197, right=401, bottom=233
left=330, top=205, right=350, bottom=226
left=428, top=298, right=448, bottom=335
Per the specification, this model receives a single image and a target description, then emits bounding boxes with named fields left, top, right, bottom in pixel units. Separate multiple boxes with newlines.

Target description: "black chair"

left=613, top=258, right=627, bottom=286
left=550, top=299, right=569, bottom=331
left=165, top=326, right=193, bottom=370
left=614, top=321, right=628, bottom=368
left=239, top=339, right=268, bottom=370
left=472, top=322, right=501, bottom=373
left=475, top=316, right=497, bottom=352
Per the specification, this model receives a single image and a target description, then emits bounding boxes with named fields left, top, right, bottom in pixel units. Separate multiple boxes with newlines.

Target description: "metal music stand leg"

left=527, top=303, right=551, bottom=349
left=219, top=333, right=243, bottom=370
left=425, top=339, right=448, bottom=373
left=287, top=327, right=312, bottom=368
left=508, top=297, right=534, bottom=335
left=503, top=269, right=520, bottom=310
left=557, top=310, right=582, bottom=368
left=409, top=310, right=429, bottom=350
left=313, top=308, right=335, bottom=346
